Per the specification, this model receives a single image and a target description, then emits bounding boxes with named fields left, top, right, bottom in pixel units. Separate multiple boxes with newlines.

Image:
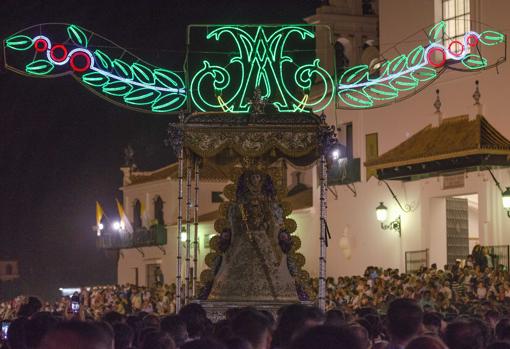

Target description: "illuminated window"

left=442, top=0, right=470, bottom=49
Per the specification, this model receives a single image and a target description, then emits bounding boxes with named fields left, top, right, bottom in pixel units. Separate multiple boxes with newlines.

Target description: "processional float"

left=3, top=20, right=506, bottom=313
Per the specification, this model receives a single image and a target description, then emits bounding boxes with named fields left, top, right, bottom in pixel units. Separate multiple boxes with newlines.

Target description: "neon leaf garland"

left=2, top=21, right=505, bottom=112
left=3, top=24, right=187, bottom=114
left=336, top=21, right=505, bottom=109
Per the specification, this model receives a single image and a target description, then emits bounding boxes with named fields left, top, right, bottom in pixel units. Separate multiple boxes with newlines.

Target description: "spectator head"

left=486, top=309, right=501, bottom=329
left=444, top=320, right=484, bottom=349
left=161, top=315, right=188, bottom=347
left=231, top=309, right=272, bottom=349
left=325, top=309, right=346, bottom=327
left=346, top=323, right=370, bottom=349
left=273, top=304, right=325, bottom=348
left=25, top=312, right=59, bottom=349
left=18, top=296, right=43, bottom=318
left=423, top=312, right=442, bottom=334
left=7, top=317, right=29, bottom=349
left=289, top=325, right=363, bottom=349
left=143, top=314, right=160, bottom=329
left=141, top=331, right=175, bottom=349
left=405, top=336, right=447, bottom=349
left=178, top=303, right=207, bottom=339
left=38, top=321, right=112, bottom=349
left=212, top=319, right=234, bottom=343
left=496, top=318, right=510, bottom=341
left=225, top=337, right=252, bottom=349
left=386, top=298, right=423, bottom=344
left=181, top=338, right=226, bottom=349
left=113, top=323, right=134, bottom=349
left=102, top=311, right=125, bottom=326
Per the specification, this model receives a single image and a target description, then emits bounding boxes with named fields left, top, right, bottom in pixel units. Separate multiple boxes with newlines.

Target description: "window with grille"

left=442, top=0, right=471, bottom=52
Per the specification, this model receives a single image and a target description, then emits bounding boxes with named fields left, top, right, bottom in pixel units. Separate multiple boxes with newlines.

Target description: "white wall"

left=117, top=178, right=227, bottom=287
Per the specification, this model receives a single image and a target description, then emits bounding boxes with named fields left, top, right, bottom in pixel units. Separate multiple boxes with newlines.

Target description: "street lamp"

left=376, top=202, right=401, bottom=237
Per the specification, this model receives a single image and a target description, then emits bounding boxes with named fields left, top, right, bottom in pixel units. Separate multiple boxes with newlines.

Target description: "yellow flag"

left=116, top=199, right=133, bottom=232
left=115, top=199, right=125, bottom=219
left=96, top=201, right=104, bottom=227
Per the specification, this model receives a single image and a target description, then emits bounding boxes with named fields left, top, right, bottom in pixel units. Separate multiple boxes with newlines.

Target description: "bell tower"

left=305, top=0, right=379, bottom=76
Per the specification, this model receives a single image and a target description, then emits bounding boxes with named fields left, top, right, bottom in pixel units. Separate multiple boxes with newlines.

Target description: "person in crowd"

left=178, top=304, right=210, bottom=341
left=230, top=309, right=271, bottom=349
left=405, top=336, right=447, bottom=349
left=385, top=298, right=423, bottom=349
left=272, top=304, right=324, bottom=349
left=289, top=325, right=363, bottom=349
left=38, top=321, right=112, bottom=349
left=444, top=319, right=485, bottom=349
left=5, top=255, right=510, bottom=349
left=141, top=330, right=175, bottom=349
left=113, top=323, right=134, bottom=349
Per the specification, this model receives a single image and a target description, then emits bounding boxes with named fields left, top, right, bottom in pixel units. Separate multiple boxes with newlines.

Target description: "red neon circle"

left=427, top=47, right=446, bottom=67
left=33, top=39, right=48, bottom=52
left=467, top=35, right=479, bottom=47
left=70, top=52, right=91, bottom=72
left=448, top=40, right=464, bottom=57
left=50, top=44, right=68, bottom=62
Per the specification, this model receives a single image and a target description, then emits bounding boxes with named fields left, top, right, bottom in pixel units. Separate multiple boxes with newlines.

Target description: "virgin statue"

left=207, top=169, right=298, bottom=301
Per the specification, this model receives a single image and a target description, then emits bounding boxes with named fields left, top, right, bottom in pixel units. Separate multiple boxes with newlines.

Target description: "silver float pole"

left=318, top=153, right=328, bottom=311
left=192, top=158, right=200, bottom=298
left=176, top=142, right=184, bottom=312
left=185, top=156, right=192, bottom=304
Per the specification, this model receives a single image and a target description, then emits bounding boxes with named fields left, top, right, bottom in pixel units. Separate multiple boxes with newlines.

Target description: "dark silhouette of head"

left=444, top=320, right=484, bottom=349
left=161, top=315, right=188, bottom=347
left=38, top=321, right=112, bottom=349
left=273, top=304, right=325, bottom=348
left=405, top=336, right=447, bottom=349
left=387, top=298, right=423, bottom=343
left=289, top=325, right=363, bottom=349
left=231, top=308, right=272, bottom=349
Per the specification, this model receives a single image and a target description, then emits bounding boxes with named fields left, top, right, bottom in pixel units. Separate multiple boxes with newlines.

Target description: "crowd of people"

left=2, top=255, right=510, bottom=348
left=0, top=284, right=177, bottom=322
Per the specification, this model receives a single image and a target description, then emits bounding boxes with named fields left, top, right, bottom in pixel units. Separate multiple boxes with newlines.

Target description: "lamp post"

left=376, top=202, right=401, bottom=237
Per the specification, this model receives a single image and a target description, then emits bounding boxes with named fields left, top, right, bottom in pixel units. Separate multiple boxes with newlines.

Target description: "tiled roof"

left=365, top=115, right=510, bottom=170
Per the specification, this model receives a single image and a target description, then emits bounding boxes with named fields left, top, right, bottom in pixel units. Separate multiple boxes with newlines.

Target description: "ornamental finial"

left=433, top=89, right=442, bottom=113
left=473, top=80, right=481, bottom=105
left=248, top=87, right=268, bottom=114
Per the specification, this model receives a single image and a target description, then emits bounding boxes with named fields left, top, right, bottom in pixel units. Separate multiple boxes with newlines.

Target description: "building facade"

left=109, top=0, right=510, bottom=287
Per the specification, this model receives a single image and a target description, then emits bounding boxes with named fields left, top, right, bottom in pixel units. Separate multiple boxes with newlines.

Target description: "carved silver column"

left=318, top=153, right=327, bottom=311
left=192, top=158, right=200, bottom=298
left=168, top=111, right=185, bottom=313
left=317, top=113, right=336, bottom=311
left=185, top=156, right=192, bottom=304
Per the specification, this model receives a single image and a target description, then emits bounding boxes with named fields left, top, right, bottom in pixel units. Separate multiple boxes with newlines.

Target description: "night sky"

left=0, top=0, right=321, bottom=300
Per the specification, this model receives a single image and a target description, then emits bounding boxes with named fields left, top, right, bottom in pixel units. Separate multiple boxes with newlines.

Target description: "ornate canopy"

left=169, top=110, right=334, bottom=167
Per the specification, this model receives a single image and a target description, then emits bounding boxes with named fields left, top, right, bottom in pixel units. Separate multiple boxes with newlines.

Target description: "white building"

left=108, top=0, right=510, bottom=287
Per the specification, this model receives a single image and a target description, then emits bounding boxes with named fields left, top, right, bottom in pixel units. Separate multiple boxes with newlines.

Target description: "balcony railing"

left=97, top=224, right=167, bottom=250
